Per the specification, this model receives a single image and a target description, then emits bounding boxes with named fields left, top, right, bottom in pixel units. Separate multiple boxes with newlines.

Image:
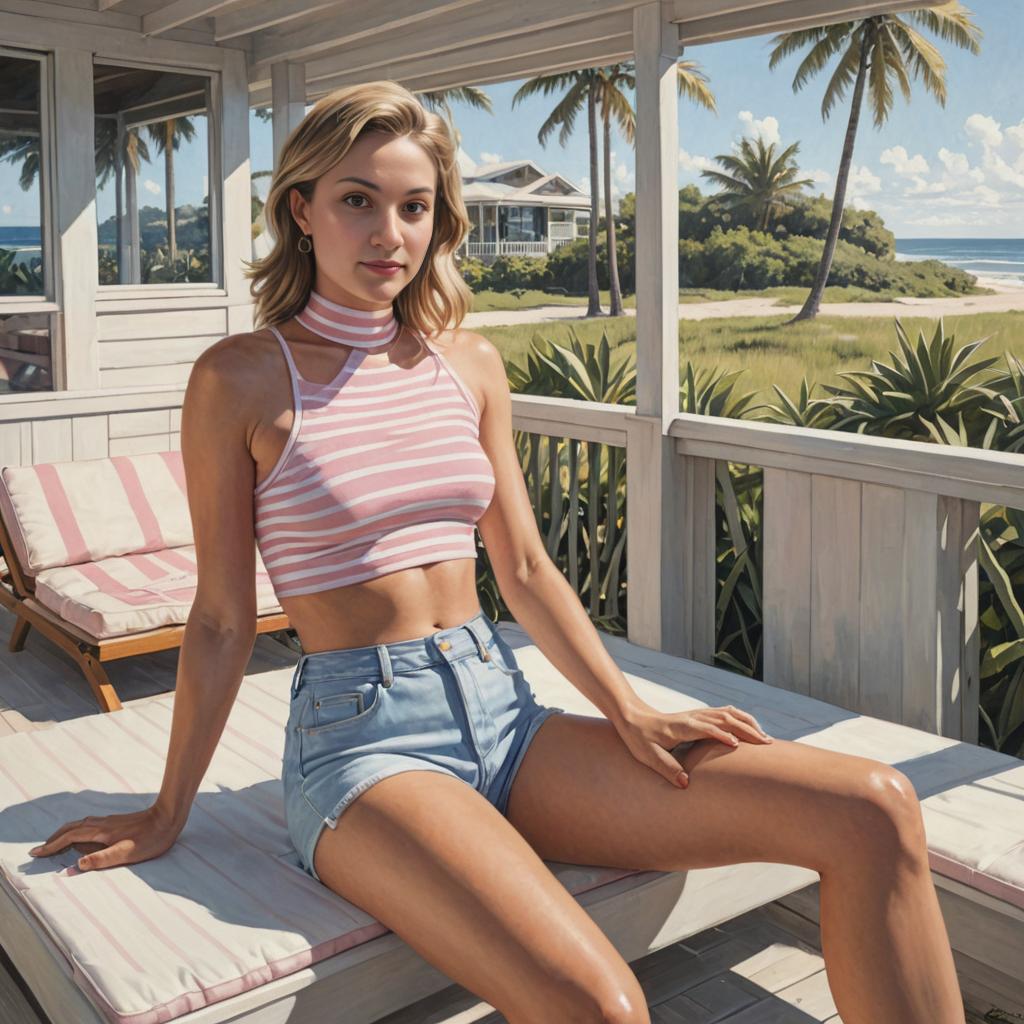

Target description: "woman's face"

left=289, top=130, right=438, bottom=311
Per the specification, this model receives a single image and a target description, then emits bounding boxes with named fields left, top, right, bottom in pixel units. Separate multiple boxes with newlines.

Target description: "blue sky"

left=1, top=0, right=1021, bottom=239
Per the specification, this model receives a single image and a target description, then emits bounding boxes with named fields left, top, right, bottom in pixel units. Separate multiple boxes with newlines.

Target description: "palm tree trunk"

left=586, top=81, right=602, bottom=317
left=165, top=121, right=177, bottom=264
left=788, top=27, right=871, bottom=324
left=603, top=106, right=624, bottom=317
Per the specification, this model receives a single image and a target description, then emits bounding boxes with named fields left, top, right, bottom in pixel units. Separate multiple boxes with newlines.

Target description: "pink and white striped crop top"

left=253, top=326, right=496, bottom=598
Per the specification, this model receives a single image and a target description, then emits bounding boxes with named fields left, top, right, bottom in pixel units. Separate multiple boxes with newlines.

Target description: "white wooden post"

left=627, top=2, right=696, bottom=657
left=218, top=49, right=253, bottom=335
left=53, top=48, right=99, bottom=391
left=270, top=61, right=306, bottom=172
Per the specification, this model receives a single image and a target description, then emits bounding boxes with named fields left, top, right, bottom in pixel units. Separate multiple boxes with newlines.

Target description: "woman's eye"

left=344, top=195, right=368, bottom=208
left=406, top=201, right=428, bottom=214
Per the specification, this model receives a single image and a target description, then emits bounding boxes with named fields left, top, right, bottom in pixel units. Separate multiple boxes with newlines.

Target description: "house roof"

left=461, top=158, right=590, bottom=207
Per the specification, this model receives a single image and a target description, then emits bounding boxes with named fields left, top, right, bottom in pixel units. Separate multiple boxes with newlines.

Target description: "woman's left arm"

left=466, top=333, right=772, bottom=789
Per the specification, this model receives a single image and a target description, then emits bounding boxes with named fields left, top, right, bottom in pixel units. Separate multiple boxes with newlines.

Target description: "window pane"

left=0, top=53, right=45, bottom=298
left=0, top=312, right=52, bottom=393
left=94, top=62, right=214, bottom=285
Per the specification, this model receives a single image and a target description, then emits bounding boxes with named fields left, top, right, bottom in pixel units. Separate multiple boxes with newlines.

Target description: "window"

left=94, top=61, right=215, bottom=286
left=0, top=48, right=54, bottom=394
left=0, top=50, right=46, bottom=299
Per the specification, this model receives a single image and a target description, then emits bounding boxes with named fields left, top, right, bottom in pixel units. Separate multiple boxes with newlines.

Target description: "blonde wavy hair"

left=244, top=81, right=472, bottom=339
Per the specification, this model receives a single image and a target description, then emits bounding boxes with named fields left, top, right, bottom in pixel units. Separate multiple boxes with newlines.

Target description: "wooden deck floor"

left=0, top=610, right=995, bottom=1024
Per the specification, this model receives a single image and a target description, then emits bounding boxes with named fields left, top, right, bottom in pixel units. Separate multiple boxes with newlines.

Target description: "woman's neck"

left=295, top=290, right=399, bottom=349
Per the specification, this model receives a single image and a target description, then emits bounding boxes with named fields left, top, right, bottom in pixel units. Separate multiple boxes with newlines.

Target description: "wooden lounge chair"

left=0, top=452, right=289, bottom=713
left=0, top=622, right=1021, bottom=1024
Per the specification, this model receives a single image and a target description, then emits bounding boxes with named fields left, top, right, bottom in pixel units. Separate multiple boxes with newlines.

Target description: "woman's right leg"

left=311, top=768, right=648, bottom=1024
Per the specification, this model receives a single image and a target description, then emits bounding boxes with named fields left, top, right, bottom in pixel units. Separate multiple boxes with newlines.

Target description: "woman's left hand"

left=613, top=702, right=773, bottom=789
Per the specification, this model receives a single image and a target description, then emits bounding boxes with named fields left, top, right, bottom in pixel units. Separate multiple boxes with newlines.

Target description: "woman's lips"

left=361, top=262, right=403, bottom=276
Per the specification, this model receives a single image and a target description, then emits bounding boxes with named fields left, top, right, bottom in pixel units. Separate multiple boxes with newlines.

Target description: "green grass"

left=467, top=282, right=998, bottom=313
left=485, top=310, right=1024, bottom=410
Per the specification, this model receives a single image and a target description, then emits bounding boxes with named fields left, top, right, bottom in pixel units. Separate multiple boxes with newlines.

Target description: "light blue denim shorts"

left=281, top=609, right=566, bottom=883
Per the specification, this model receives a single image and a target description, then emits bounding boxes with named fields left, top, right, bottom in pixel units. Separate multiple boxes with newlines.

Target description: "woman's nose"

left=371, top=209, right=404, bottom=248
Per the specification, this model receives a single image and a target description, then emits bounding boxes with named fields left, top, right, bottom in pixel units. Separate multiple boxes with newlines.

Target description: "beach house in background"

left=456, top=150, right=590, bottom=261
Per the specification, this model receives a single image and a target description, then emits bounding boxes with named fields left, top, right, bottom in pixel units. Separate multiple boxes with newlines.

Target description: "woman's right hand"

left=28, top=804, right=183, bottom=872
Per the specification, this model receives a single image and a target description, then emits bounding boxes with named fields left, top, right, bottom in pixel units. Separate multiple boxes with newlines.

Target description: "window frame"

left=92, top=55, right=225, bottom=299
left=0, top=45, right=58, bottom=315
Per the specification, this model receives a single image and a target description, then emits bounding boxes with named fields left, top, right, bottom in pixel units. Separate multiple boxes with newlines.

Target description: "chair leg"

left=78, top=651, right=122, bottom=713
left=8, top=615, right=30, bottom=652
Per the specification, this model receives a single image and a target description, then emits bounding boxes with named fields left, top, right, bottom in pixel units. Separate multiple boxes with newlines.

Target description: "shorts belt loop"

left=462, top=618, right=491, bottom=662
left=376, top=644, right=394, bottom=687
left=291, top=655, right=308, bottom=699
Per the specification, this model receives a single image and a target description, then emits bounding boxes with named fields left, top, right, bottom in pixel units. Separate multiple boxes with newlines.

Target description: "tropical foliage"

left=700, top=136, right=814, bottom=232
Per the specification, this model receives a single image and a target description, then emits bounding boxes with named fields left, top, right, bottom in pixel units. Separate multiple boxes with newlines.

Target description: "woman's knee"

left=847, top=762, right=929, bottom=865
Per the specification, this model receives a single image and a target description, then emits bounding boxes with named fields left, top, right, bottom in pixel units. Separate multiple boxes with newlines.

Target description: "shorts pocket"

left=483, top=631, right=516, bottom=672
left=301, top=678, right=383, bottom=734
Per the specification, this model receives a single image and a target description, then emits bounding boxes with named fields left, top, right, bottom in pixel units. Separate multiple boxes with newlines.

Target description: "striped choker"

left=295, top=290, right=400, bottom=349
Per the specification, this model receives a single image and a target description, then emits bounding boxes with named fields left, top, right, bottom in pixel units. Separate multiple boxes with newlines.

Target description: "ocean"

left=895, top=238, right=1024, bottom=287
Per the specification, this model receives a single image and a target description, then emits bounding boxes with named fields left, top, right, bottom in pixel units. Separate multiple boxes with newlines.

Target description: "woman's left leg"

left=504, top=712, right=964, bottom=1024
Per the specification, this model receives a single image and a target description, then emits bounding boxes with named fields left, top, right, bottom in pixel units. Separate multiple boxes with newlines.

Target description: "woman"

left=30, top=82, right=964, bottom=1024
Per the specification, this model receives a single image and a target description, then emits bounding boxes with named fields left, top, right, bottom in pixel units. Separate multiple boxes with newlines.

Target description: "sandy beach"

left=464, top=276, right=1024, bottom=328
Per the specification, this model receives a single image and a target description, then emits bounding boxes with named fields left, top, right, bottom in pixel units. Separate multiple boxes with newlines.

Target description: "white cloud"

left=880, top=145, right=929, bottom=176
left=678, top=147, right=714, bottom=175
left=806, top=168, right=832, bottom=186
left=0, top=204, right=11, bottom=215
left=144, top=179, right=162, bottom=195
left=479, top=151, right=503, bottom=165
left=870, top=113, right=1024, bottom=232
left=845, top=164, right=881, bottom=208
left=965, top=113, right=1003, bottom=148
left=737, top=110, right=780, bottom=146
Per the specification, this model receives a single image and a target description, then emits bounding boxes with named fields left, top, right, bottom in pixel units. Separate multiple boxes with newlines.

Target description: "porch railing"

left=509, top=393, right=1024, bottom=745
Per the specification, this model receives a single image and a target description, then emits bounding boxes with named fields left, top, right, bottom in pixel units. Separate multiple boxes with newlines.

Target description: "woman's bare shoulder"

left=188, top=328, right=281, bottom=404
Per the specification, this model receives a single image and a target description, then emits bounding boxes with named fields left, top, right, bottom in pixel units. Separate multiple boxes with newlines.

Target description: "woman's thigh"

left=311, top=767, right=646, bottom=1022
left=504, top=713, right=925, bottom=876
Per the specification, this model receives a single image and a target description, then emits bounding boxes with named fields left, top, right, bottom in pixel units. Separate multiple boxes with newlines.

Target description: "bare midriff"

left=276, top=557, right=483, bottom=653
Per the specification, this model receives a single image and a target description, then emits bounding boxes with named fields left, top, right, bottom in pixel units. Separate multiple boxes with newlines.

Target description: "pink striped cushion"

left=0, top=452, right=191, bottom=574
left=33, top=545, right=282, bottom=639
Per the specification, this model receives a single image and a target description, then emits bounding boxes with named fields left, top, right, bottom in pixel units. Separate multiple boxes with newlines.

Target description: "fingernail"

left=29, top=847, right=40, bottom=856
left=730, top=736, right=739, bottom=745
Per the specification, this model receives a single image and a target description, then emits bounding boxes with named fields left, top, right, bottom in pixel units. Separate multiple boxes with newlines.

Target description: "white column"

left=218, top=49, right=253, bottom=335
left=626, top=2, right=694, bottom=656
left=53, top=48, right=99, bottom=390
left=270, top=61, right=306, bottom=173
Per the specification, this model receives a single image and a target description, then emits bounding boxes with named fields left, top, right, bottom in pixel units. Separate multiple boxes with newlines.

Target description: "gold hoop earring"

left=297, top=234, right=312, bottom=254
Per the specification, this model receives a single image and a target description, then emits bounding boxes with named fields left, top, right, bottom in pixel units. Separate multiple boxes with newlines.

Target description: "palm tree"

left=513, top=69, right=605, bottom=316
left=417, top=86, right=493, bottom=146
left=94, top=120, right=150, bottom=280
left=769, top=2, right=981, bottom=323
left=595, top=59, right=716, bottom=315
left=145, top=117, right=197, bottom=263
left=700, top=136, right=815, bottom=232
left=515, top=60, right=716, bottom=317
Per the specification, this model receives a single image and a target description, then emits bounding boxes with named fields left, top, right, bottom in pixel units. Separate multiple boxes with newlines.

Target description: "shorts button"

left=439, top=640, right=451, bottom=651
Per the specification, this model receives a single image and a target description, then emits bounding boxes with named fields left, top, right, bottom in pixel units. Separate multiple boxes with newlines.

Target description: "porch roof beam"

left=672, top=0, right=945, bottom=44
left=249, top=0, right=636, bottom=83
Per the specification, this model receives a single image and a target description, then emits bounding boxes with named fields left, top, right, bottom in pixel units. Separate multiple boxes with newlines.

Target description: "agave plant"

left=0, top=248, right=44, bottom=296
left=963, top=351, right=1024, bottom=455
left=478, top=330, right=634, bottom=634
left=820, top=317, right=1001, bottom=441
left=750, top=375, right=844, bottom=429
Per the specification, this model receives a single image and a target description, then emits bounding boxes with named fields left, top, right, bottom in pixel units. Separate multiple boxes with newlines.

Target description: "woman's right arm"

left=29, top=337, right=264, bottom=870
